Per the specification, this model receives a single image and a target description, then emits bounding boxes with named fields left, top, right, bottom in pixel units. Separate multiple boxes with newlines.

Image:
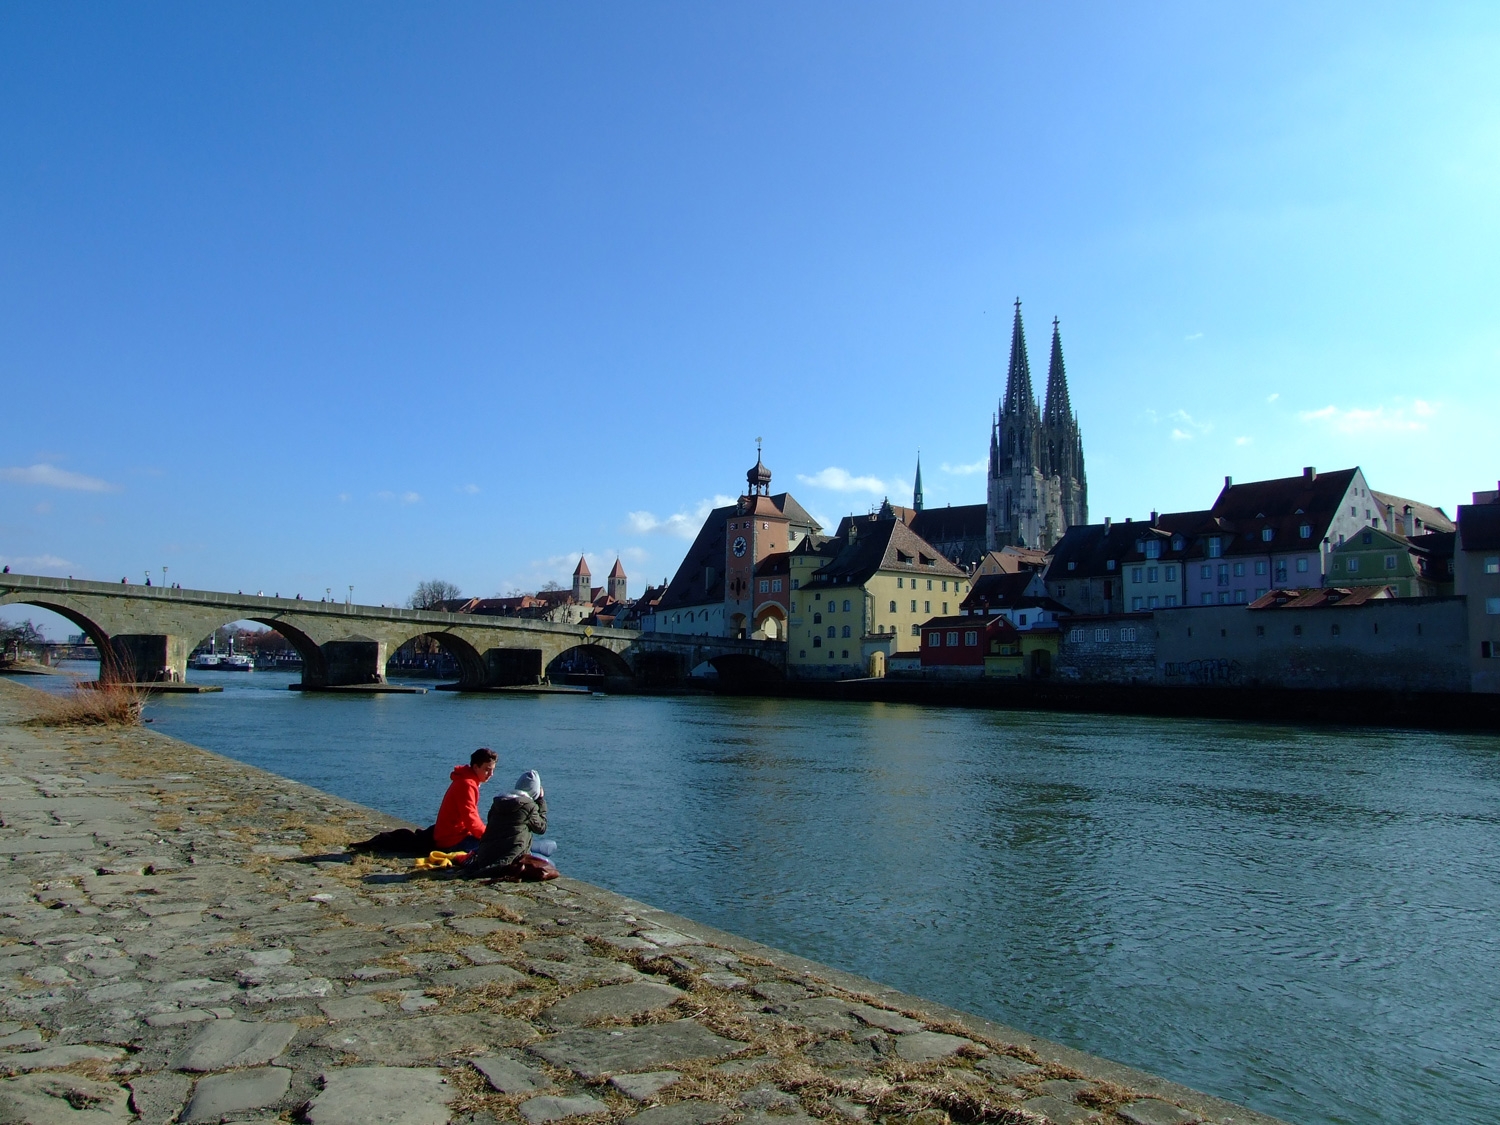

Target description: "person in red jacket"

left=433, top=747, right=498, bottom=850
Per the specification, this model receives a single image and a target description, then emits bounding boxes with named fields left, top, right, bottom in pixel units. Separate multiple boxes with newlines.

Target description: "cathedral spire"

left=913, top=453, right=924, bottom=511
left=1002, top=298, right=1036, bottom=418
left=1043, top=317, right=1072, bottom=426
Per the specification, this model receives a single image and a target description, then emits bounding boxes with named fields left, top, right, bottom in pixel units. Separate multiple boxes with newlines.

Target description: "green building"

left=1328, top=526, right=1453, bottom=597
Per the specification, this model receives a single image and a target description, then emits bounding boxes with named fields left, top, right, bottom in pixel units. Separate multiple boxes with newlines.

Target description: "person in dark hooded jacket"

left=462, top=770, right=546, bottom=878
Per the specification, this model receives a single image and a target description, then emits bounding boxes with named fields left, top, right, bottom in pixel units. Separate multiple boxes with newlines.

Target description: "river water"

left=35, top=666, right=1500, bottom=1125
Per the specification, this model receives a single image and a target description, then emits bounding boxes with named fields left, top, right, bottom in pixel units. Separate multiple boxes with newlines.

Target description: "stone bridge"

left=0, top=574, right=784, bottom=690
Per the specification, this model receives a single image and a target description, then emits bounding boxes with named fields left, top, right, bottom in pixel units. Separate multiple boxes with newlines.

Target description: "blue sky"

left=4, top=3, right=1499, bottom=633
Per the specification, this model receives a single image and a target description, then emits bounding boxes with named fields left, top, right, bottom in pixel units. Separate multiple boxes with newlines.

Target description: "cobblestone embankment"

left=0, top=679, right=1290, bottom=1125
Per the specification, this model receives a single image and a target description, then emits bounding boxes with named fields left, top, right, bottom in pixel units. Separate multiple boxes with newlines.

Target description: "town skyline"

left=4, top=5, right=1499, bottom=627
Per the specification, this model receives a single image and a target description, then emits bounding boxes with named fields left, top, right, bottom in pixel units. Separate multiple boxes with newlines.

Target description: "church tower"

left=986, top=300, right=1085, bottom=550
left=571, top=557, right=592, bottom=604
left=913, top=454, right=924, bottom=511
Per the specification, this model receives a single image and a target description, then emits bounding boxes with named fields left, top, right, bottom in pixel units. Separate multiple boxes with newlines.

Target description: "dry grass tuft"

left=25, top=683, right=145, bottom=729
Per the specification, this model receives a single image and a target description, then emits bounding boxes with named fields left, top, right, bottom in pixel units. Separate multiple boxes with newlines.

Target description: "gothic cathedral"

left=986, top=300, right=1087, bottom=550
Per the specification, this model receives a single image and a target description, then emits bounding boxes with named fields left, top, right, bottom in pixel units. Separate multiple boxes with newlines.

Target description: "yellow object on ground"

left=412, top=849, right=469, bottom=870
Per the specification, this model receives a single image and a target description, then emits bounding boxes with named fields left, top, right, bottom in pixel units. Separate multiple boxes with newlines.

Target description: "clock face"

left=732, top=536, right=748, bottom=558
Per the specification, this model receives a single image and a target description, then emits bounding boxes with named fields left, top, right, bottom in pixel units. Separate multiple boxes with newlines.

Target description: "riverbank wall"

left=0, top=677, right=1287, bottom=1125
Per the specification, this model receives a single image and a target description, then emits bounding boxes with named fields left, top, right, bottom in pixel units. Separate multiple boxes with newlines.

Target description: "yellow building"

left=789, top=510, right=969, bottom=679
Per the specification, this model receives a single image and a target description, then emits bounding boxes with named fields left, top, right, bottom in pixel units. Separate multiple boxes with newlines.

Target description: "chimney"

left=1104, top=517, right=1112, bottom=531
left=1150, top=509, right=1159, bottom=525
left=1224, top=475, right=1233, bottom=490
left=1125, top=516, right=1132, bottom=523
left=1303, top=466, right=1317, bottom=483
left=1403, top=504, right=1415, bottom=537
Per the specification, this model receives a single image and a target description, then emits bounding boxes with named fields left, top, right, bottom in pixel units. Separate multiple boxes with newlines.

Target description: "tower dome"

left=746, top=443, right=772, bottom=495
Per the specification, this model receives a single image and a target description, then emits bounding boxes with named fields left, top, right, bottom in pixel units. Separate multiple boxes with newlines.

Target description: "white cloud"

left=627, top=495, right=735, bottom=540
left=1267, top=393, right=1280, bottom=403
left=940, top=458, right=987, bottom=475
left=1185, top=332, right=1203, bottom=341
left=1298, top=399, right=1438, bottom=435
left=337, top=492, right=350, bottom=502
left=375, top=490, right=421, bottom=504
left=1235, top=436, right=1253, bottom=446
left=1171, top=428, right=1192, bottom=441
left=796, top=467, right=886, bottom=493
left=0, top=554, right=72, bottom=571
left=0, top=464, right=118, bottom=492
left=459, top=483, right=480, bottom=495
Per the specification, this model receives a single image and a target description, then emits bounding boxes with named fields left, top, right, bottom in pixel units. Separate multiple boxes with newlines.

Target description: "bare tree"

left=408, top=580, right=463, bottom=610
left=540, top=579, right=563, bottom=592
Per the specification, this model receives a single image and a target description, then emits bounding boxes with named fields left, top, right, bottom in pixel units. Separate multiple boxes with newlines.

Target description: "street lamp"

left=348, top=585, right=353, bottom=606
left=162, top=566, right=168, bottom=589
left=325, top=587, right=332, bottom=604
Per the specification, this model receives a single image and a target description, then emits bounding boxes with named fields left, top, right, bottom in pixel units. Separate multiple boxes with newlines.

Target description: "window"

left=1208, top=537, right=1223, bottom=558
left=1069, top=628, right=1084, bottom=642
left=911, top=600, right=917, bottom=611
left=1132, top=596, right=1143, bottom=610
left=1147, top=567, right=1158, bottom=583
left=1165, top=565, right=1177, bottom=582
left=1107, top=559, right=1117, bottom=571
left=1233, top=562, right=1245, bottom=577
left=813, top=637, right=822, bottom=648
left=841, top=650, right=849, bottom=659
left=1172, top=535, right=1184, bottom=550
left=1299, top=524, right=1312, bottom=539
left=1487, top=598, right=1500, bottom=615
left=1261, top=528, right=1273, bottom=542
left=1331, top=623, right=1341, bottom=636
left=1201, top=565, right=1212, bottom=579
left=813, top=613, right=822, bottom=624
left=911, top=624, right=920, bottom=636
left=772, top=579, right=783, bottom=592
left=1362, top=531, right=1373, bottom=545
left=1485, top=557, right=1499, bottom=575
left=1132, top=567, right=1143, bottom=583
left=1255, top=560, right=1267, bottom=576
left=928, top=632, right=941, bottom=646
left=1217, top=564, right=1229, bottom=586
left=1256, top=588, right=1267, bottom=598
left=1218, top=592, right=1230, bottom=604
left=1166, top=595, right=1178, bottom=607
left=924, top=601, right=930, bottom=612
left=842, top=625, right=851, bottom=638
left=758, top=579, right=769, bottom=593
left=827, top=626, right=836, bottom=638
left=814, top=592, right=822, bottom=601
left=1275, top=562, right=1288, bottom=582
left=1255, top=625, right=1265, bottom=637
left=1347, top=557, right=1360, bottom=573
left=1202, top=593, right=1214, bottom=605
left=842, top=599, right=851, bottom=612
left=1146, top=540, right=1162, bottom=559
left=1293, top=624, right=1303, bottom=636
left=889, top=600, right=897, bottom=612
left=897, top=576, right=904, bottom=588
left=1094, top=628, right=1109, bottom=642
left=964, top=630, right=978, bottom=646
left=1149, top=596, right=1159, bottom=609
left=1056, top=585, right=1067, bottom=597
left=1384, top=555, right=1397, bottom=571
left=799, top=650, right=806, bottom=658
left=1234, top=590, right=1247, bottom=603
left=1296, top=558, right=1309, bottom=573
left=791, top=579, right=799, bottom=589
left=1482, top=641, right=1493, bottom=658
left=1068, top=561, right=1076, bottom=571
left=942, top=602, right=949, bottom=613
left=1121, top=627, right=1137, bottom=641
left=1018, top=614, right=1028, bottom=625
left=1350, top=506, right=1358, bottom=516
left=926, top=580, right=933, bottom=590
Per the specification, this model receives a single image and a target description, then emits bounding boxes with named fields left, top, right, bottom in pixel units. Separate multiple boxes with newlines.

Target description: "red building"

left=919, top=614, right=1019, bottom=668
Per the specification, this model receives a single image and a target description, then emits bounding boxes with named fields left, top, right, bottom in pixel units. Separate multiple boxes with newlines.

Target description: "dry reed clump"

left=24, top=683, right=146, bottom=729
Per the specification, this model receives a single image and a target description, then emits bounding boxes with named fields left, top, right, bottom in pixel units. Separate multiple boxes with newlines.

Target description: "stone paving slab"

left=0, top=679, right=1292, bottom=1125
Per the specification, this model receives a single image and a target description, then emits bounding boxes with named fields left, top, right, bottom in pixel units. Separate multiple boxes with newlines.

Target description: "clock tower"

left=724, top=442, right=791, bottom=639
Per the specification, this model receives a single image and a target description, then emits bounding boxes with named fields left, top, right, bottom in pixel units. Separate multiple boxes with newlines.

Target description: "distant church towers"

left=912, top=454, right=924, bottom=511
left=986, top=300, right=1086, bottom=550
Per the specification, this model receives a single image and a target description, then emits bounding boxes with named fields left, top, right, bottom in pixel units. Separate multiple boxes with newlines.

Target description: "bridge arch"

left=196, top=616, right=328, bottom=685
left=545, top=643, right=634, bottom=688
left=385, top=630, right=489, bottom=691
left=0, top=596, right=117, bottom=678
left=707, top=652, right=786, bottom=688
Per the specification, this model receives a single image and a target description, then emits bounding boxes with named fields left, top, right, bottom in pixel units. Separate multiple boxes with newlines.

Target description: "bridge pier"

left=483, top=648, right=543, bottom=688
left=305, top=640, right=387, bottom=689
left=106, top=634, right=191, bottom=684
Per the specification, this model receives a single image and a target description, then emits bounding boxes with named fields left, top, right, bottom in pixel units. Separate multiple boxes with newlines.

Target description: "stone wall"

left=1154, top=598, right=1469, bottom=692
left=1056, top=614, right=1156, bottom=684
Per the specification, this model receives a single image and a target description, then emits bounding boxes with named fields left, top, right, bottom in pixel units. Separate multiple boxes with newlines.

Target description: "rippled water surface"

left=47, top=667, right=1500, bottom=1125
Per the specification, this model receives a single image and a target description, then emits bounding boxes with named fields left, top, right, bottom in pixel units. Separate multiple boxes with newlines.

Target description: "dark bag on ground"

left=484, top=854, right=559, bottom=882
left=349, top=825, right=436, bottom=856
